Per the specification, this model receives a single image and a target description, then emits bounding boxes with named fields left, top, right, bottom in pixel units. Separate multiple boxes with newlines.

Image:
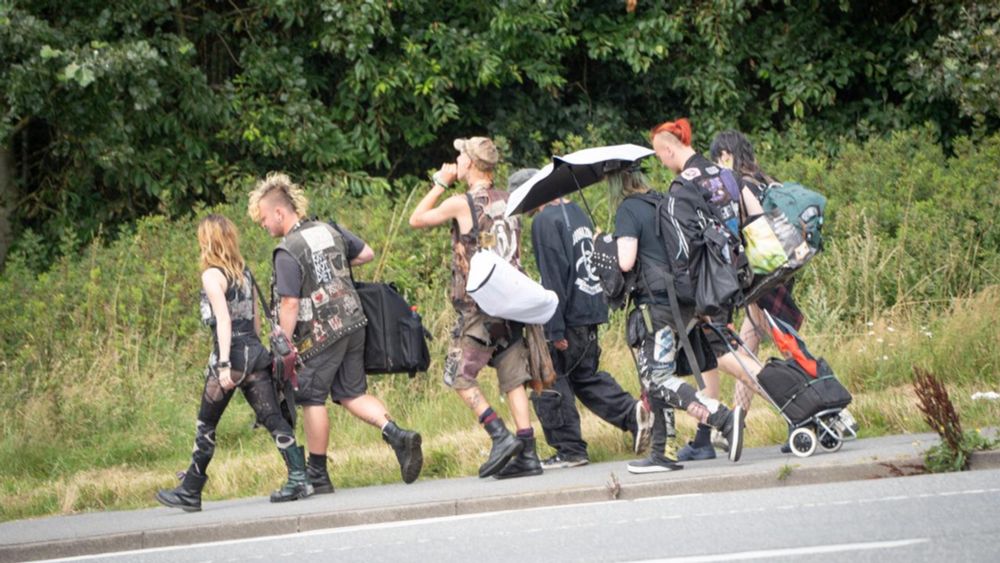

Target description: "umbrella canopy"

left=505, top=143, right=655, bottom=217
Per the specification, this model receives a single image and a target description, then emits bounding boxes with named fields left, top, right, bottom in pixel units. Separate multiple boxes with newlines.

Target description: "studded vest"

left=272, top=221, right=367, bottom=360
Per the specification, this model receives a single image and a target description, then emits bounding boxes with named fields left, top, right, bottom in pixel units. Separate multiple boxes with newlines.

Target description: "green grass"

left=2, top=288, right=998, bottom=522
left=2, top=128, right=999, bottom=522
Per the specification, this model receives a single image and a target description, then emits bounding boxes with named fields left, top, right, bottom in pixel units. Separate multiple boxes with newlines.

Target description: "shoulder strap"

left=465, top=192, right=479, bottom=239
left=247, top=268, right=275, bottom=325
left=636, top=263, right=706, bottom=391
left=328, top=220, right=357, bottom=284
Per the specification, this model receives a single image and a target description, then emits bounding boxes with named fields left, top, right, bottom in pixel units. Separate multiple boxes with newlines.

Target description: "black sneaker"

left=716, top=406, right=745, bottom=463
left=541, top=454, right=589, bottom=470
left=626, top=455, right=683, bottom=474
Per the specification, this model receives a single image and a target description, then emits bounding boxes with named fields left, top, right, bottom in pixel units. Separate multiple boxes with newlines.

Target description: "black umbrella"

left=505, top=143, right=655, bottom=217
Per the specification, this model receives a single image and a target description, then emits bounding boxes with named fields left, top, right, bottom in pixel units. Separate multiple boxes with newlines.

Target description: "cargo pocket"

left=530, top=389, right=565, bottom=429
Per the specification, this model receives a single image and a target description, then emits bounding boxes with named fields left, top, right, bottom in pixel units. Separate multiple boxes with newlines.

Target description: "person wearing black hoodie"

left=512, top=168, right=652, bottom=469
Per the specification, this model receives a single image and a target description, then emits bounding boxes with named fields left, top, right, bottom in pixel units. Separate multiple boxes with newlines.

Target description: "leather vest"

left=273, top=221, right=367, bottom=360
left=450, top=186, right=522, bottom=312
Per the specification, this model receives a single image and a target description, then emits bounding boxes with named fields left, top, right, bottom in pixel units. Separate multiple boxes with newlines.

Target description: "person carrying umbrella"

left=512, top=168, right=653, bottom=469
left=408, top=138, right=542, bottom=479
left=613, top=119, right=747, bottom=472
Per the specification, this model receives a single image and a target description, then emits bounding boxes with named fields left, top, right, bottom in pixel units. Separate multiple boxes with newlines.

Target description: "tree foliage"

left=2, top=0, right=998, bottom=265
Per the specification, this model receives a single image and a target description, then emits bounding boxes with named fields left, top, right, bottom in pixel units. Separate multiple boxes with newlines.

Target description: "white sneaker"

left=711, top=429, right=730, bottom=453
left=632, top=400, right=653, bottom=455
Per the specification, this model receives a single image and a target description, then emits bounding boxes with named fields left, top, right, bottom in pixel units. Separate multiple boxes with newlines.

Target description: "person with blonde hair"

left=156, top=214, right=312, bottom=512
left=249, top=172, right=423, bottom=492
left=408, top=138, right=542, bottom=480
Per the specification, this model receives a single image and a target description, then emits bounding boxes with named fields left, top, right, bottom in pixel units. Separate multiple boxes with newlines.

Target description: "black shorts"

left=295, top=329, right=367, bottom=406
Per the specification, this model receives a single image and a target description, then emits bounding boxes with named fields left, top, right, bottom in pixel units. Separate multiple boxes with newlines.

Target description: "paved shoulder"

left=2, top=432, right=998, bottom=562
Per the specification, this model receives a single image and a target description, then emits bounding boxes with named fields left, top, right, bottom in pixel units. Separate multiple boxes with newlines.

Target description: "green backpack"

left=761, top=182, right=827, bottom=251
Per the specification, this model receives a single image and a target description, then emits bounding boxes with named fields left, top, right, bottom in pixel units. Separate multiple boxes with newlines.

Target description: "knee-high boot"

left=271, top=445, right=314, bottom=503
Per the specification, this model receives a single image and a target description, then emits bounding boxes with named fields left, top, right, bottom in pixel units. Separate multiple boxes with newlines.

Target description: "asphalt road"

left=43, top=468, right=1000, bottom=563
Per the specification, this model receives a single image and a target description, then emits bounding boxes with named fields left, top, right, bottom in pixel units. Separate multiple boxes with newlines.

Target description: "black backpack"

left=334, top=220, right=432, bottom=378
left=353, top=281, right=431, bottom=378
left=630, top=178, right=742, bottom=318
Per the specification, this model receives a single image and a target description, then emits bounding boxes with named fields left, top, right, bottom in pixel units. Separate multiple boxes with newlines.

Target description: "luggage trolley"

left=703, top=321, right=856, bottom=458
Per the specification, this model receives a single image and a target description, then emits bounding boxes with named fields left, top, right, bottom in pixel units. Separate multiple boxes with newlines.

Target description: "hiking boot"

left=271, top=445, right=314, bottom=503
left=707, top=405, right=745, bottom=462
left=382, top=421, right=423, bottom=484
left=479, top=418, right=524, bottom=478
left=676, top=440, right=717, bottom=461
left=541, top=454, right=589, bottom=470
left=632, top=399, right=653, bottom=455
left=306, top=459, right=335, bottom=495
left=155, top=470, right=207, bottom=512
left=626, top=454, right=683, bottom=474
left=495, top=437, right=543, bottom=479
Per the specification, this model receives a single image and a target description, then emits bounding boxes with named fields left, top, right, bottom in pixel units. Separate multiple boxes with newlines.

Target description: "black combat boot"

left=494, top=436, right=543, bottom=479
left=307, top=455, right=335, bottom=495
left=271, top=445, right=314, bottom=503
left=155, top=470, right=208, bottom=512
left=479, top=418, right=524, bottom=478
left=707, top=404, right=745, bottom=463
left=382, top=421, right=423, bottom=484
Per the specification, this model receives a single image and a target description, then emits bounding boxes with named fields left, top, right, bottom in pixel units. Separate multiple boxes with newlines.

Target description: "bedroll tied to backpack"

left=761, top=182, right=827, bottom=251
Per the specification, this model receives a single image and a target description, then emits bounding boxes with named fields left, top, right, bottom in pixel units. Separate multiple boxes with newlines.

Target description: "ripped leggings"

left=187, top=367, right=295, bottom=476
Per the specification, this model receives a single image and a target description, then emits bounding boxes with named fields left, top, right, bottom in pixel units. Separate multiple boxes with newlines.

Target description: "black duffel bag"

left=757, top=357, right=852, bottom=425
left=354, top=281, right=431, bottom=377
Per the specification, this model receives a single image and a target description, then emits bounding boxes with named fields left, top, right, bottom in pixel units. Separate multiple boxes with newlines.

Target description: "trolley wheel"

left=789, top=427, right=817, bottom=458
left=818, top=424, right=844, bottom=453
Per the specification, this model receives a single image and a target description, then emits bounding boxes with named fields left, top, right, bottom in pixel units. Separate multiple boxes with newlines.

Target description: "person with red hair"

left=610, top=120, right=749, bottom=473
left=621, top=118, right=754, bottom=466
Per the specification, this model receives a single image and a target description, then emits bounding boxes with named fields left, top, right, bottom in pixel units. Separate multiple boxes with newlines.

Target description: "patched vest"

left=200, top=267, right=256, bottom=336
left=450, top=186, right=522, bottom=312
left=677, top=156, right=741, bottom=237
left=273, top=221, right=367, bottom=360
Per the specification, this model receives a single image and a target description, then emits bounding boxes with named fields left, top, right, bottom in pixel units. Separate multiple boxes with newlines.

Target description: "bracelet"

left=215, top=360, right=231, bottom=369
left=432, top=173, right=450, bottom=189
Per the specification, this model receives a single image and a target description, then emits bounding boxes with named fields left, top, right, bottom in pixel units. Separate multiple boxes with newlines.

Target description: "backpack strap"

left=247, top=268, right=275, bottom=327
left=636, top=260, right=706, bottom=391
left=465, top=192, right=480, bottom=240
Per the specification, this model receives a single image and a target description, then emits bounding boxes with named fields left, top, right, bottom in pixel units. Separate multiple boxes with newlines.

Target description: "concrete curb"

left=4, top=446, right=999, bottom=562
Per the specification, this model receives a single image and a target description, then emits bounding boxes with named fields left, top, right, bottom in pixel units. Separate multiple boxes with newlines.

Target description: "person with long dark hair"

left=156, top=214, right=312, bottom=512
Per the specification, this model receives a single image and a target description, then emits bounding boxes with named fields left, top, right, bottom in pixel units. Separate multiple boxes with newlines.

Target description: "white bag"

left=466, top=250, right=558, bottom=324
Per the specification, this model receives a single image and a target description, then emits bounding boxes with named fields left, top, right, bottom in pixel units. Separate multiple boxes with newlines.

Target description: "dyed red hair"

left=649, top=118, right=692, bottom=147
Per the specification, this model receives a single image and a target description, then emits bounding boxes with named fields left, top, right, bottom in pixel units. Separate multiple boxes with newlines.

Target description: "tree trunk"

left=0, top=144, right=14, bottom=268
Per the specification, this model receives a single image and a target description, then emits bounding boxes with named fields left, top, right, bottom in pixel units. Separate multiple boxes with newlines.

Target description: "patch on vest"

left=311, top=287, right=330, bottom=307
left=705, top=165, right=720, bottom=175
left=681, top=168, right=701, bottom=180
left=301, top=226, right=336, bottom=252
